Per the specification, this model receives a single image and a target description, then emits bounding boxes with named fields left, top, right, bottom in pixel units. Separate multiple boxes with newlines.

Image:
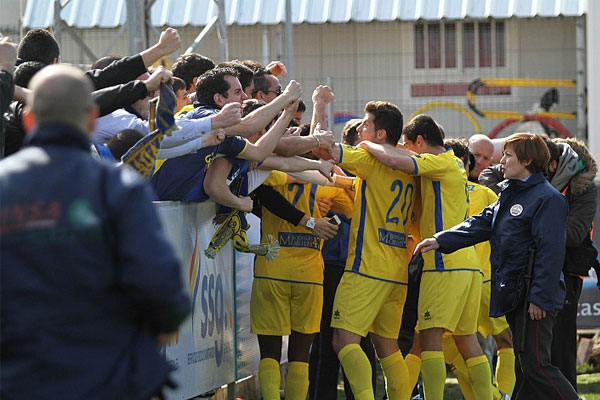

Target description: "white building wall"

left=52, top=17, right=581, bottom=139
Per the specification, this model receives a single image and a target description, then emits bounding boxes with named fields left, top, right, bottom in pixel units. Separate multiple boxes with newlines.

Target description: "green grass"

left=336, top=370, right=600, bottom=399
left=578, top=373, right=600, bottom=400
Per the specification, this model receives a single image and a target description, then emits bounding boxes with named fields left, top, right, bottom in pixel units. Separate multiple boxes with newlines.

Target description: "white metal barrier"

left=155, top=201, right=238, bottom=399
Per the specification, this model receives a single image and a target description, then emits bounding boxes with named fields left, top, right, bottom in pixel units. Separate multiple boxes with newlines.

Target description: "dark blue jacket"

left=0, top=124, right=190, bottom=399
left=321, top=212, right=351, bottom=267
left=434, top=172, right=567, bottom=317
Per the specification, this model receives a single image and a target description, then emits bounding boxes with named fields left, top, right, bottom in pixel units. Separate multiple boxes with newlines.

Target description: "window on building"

left=415, top=21, right=505, bottom=69
left=415, top=24, right=425, bottom=68
left=496, top=21, right=506, bottom=66
left=463, top=22, right=475, bottom=68
left=445, top=23, right=456, bottom=68
left=479, top=22, right=492, bottom=67
left=428, top=25, right=441, bottom=68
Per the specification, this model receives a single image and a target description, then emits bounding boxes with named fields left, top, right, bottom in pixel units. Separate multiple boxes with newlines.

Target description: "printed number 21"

left=288, top=183, right=304, bottom=207
left=386, top=180, right=414, bottom=225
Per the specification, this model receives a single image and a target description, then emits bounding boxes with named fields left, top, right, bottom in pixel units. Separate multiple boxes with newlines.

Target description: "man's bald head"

left=28, top=64, right=95, bottom=132
left=468, top=134, right=495, bottom=180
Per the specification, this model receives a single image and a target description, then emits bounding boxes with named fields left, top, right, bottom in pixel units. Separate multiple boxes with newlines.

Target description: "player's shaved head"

left=28, top=64, right=95, bottom=130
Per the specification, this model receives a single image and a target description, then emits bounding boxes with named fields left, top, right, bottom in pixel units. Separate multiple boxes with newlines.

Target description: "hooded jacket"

left=552, top=138, right=598, bottom=248
left=434, top=172, right=568, bottom=317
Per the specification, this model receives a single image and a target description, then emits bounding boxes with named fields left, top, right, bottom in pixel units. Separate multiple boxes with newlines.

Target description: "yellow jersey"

left=468, top=182, right=498, bottom=280
left=338, top=144, right=416, bottom=284
left=409, top=150, right=480, bottom=272
left=254, top=171, right=353, bottom=284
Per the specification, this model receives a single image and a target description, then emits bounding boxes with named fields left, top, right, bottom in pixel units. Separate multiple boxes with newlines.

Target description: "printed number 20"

left=386, top=180, right=414, bottom=225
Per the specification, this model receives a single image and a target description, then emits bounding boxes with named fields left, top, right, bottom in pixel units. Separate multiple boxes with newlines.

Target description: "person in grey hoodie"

left=549, top=137, right=597, bottom=390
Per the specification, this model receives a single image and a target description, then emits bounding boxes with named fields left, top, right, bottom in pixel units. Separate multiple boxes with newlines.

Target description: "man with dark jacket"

left=0, top=64, right=190, bottom=399
left=549, top=138, right=598, bottom=390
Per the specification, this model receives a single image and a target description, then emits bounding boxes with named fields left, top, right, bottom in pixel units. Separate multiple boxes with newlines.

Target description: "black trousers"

left=551, top=274, right=583, bottom=390
left=308, top=264, right=377, bottom=400
left=507, top=304, right=579, bottom=400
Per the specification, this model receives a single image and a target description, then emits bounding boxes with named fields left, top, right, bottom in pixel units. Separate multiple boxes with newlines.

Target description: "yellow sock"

left=258, top=358, right=281, bottom=400
left=380, top=351, right=410, bottom=400
left=338, top=343, right=374, bottom=400
left=441, top=336, right=475, bottom=400
left=405, top=353, right=422, bottom=391
left=284, top=361, right=309, bottom=400
left=466, top=355, right=493, bottom=400
left=496, top=348, right=516, bottom=396
left=421, top=351, right=446, bottom=400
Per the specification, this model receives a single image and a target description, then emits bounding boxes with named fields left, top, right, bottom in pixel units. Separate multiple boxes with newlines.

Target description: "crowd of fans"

left=0, top=26, right=598, bottom=400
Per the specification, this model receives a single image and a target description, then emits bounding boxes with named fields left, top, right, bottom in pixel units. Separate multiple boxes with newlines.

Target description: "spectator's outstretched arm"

left=93, top=66, right=172, bottom=117
left=310, top=85, right=334, bottom=135
left=140, top=28, right=181, bottom=68
left=160, top=104, right=239, bottom=150
left=86, top=55, right=147, bottom=90
left=157, top=130, right=225, bottom=160
left=204, top=157, right=253, bottom=212
left=259, top=155, right=334, bottom=182
left=224, top=80, right=302, bottom=137
left=238, top=100, right=298, bottom=161
left=252, top=184, right=338, bottom=239
left=86, top=28, right=180, bottom=90
left=93, top=81, right=147, bottom=116
left=273, top=128, right=334, bottom=157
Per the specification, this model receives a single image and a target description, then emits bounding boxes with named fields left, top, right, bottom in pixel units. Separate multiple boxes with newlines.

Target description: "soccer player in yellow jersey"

left=321, top=101, right=416, bottom=400
left=251, top=169, right=353, bottom=400
left=359, top=115, right=492, bottom=400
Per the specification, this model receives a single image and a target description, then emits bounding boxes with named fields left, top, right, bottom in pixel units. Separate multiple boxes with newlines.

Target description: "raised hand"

left=0, top=37, right=17, bottom=75
left=317, top=159, right=335, bottom=182
left=156, top=28, right=181, bottom=57
left=200, top=129, right=226, bottom=148
left=143, top=66, right=173, bottom=92
left=313, top=128, right=334, bottom=149
left=266, top=60, right=287, bottom=77
left=281, top=80, right=302, bottom=103
left=312, top=85, right=334, bottom=105
left=211, top=102, right=242, bottom=129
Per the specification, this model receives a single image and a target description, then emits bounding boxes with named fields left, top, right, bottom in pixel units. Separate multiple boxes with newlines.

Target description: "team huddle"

left=248, top=92, right=518, bottom=399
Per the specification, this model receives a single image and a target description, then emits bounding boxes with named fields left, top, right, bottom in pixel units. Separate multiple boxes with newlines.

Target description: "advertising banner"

left=578, top=275, right=600, bottom=329
left=155, top=202, right=236, bottom=399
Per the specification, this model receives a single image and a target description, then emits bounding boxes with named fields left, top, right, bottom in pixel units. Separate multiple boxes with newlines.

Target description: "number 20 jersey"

left=337, top=144, right=416, bottom=284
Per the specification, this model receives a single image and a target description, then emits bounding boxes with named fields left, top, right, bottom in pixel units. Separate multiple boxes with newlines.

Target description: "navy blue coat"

left=434, top=172, right=567, bottom=317
left=0, top=124, right=190, bottom=399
